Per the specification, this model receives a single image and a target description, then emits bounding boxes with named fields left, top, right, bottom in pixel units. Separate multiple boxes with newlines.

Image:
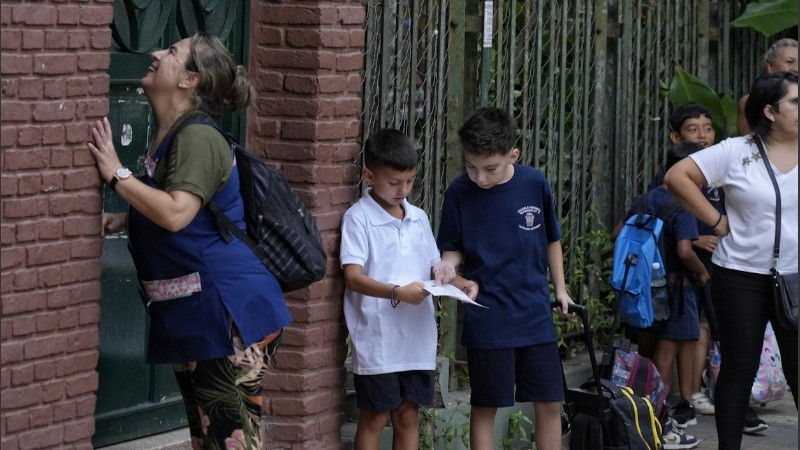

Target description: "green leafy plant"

left=665, top=65, right=739, bottom=141
left=502, top=410, right=535, bottom=449
left=418, top=401, right=470, bottom=450
left=730, top=0, right=798, bottom=36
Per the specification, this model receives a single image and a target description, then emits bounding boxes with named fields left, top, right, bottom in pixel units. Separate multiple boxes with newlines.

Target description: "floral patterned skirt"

left=173, top=329, right=283, bottom=450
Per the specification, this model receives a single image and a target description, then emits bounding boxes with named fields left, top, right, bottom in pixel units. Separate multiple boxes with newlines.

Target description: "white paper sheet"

left=422, top=280, right=487, bottom=308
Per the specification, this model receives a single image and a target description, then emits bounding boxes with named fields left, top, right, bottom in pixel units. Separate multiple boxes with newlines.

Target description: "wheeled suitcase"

left=556, top=302, right=662, bottom=450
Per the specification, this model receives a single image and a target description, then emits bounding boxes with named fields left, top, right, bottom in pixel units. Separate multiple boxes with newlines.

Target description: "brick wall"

left=1, top=2, right=113, bottom=449
left=250, top=2, right=364, bottom=449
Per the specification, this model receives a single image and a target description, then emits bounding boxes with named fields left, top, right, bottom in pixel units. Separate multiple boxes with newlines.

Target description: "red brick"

left=39, top=266, right=62, bottom=287
left=34, top=360, right=57, bottom=381
left=0, top=101, right=32, bottom=122
left=12, top=316, right=36, bottom=337
left=63, top=168, right=99, bottom=190
left=349, top=29, right=365, bottom=47
left=49, top=193, right=102, bottom=216
left=334, top=97, right=361, bottom=116
left=90, top=28, right=112, bottom=50
left=77, top=52, right=109, bottom=71
left=52, top=401, right=77, bottom=421
left=63, top=416, right=95, bottom=442
left=32, top=307, right=58, bottom=329
left=335, top=52, right=363, bottom=71
left=1, top=248, right=25, bottom=270
left=63, top=217, right=100, bottom=237
left=21, top=29, right=44, bottom=50
left=254, top=5, right=334, bottom=26
left=12, top=4, right=58, bottom=25
left=26, top=242, right=71, bottom=266
left=2, top=78, right=19, bottom=98
left=44, top=79, right=68, bottom=98
left=33, top=54, right=78, bottom=75
left=58, top=6, right=81, bottom=25
left=58, top=351, right=98, bottom=377
left=64, top=371, right=98, bottom=397
left=58, top=309, right=80, bottom=330
left=75, top=394, right=96, bottom=416
left=1, top=29, right=21, bottom=50
left=256, top=48, right=335, bottom=70
left=11, top=363, right=34, bottom=386
left=337, top=6, right=366, bottom=25
left=1, top=292, right=47, bottom=316
left=4, top=411, right=30, bottom=433
left=286, top=29, right=323, bottom=48
left=42, top=379, right=66, bottom=402
left=24, top=334, right=65, bottom=359
left=75, top=98, right=107, bottom=119
left=2, top=384, right=42, bottom=409
left=32, top=100, right=77, bottom=122
left=0, top=128, right=16, bottom=148
left=68, top=30, right=89, bottom=50
left=79, top=5, right=114, bottom=26
left=254, top=26, right=283, bottom=45
left=19, top=78, right=44, bottom=99
left=16, top=424, right=64, bottom=448
left=44, top=30, right=68, bottom=49
left=77, top=304, right=100, bottom=326
left=1, top=54, right=33, bottom=75
left=16, top=126, right=42, bottom=147
left=66, top=78, right=89, bottom=97
left=42, top=124, right=65, bottom=145
left=346, top=73, right=361, bottom=92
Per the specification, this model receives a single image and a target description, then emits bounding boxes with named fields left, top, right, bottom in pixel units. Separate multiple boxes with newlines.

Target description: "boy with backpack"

left=436, top=107, right=575, bottom=450
left=340, top=129, right=478, bottom=450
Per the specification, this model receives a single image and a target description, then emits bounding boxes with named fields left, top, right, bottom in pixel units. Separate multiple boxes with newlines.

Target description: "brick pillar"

left=0, top=2, right=113, bottom=449
left=249, top=2, right=364, bottom=449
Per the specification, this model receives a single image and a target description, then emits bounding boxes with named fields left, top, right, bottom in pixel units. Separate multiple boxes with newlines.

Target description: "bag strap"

left=754, top=136, right=781, bottom=272
left=150, top=113, right=255, bottom=248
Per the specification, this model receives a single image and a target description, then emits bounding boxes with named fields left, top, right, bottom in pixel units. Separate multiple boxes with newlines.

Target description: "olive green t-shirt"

left=154, top=123, right=233, bottom=205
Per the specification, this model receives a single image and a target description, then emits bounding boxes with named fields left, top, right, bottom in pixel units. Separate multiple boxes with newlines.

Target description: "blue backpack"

left=610, top=194, right=678, bottom=328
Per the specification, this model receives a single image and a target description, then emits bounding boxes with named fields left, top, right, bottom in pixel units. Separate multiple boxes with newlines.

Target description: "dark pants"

left=711, top=265, right=798, bottom=450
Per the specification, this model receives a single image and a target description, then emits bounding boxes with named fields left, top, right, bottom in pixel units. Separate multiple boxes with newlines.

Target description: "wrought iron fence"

left=357, top=0, right=779, bottom=382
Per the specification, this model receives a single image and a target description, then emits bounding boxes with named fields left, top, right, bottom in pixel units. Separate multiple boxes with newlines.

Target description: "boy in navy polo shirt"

left=436, top=107, right=574, bottom=450
left=341, top=129, right=478, bottom=450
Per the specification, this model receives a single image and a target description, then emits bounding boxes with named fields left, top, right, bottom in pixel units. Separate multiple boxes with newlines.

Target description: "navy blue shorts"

left=467, top=342, right=565, bottom=407
left=353, top=370, right=435, bottom=412
left=660, top=284, right=700, bottom=341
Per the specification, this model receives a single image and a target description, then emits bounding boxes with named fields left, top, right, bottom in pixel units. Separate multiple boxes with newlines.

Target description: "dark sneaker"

left=673, top=400, right=697, bottom=428
left=662, top=418, right=700, bottom=449
left=743, top=407, right=769, bottom=435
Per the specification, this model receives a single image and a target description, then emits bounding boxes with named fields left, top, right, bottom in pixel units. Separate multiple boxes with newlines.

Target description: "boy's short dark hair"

left=664, top=141, right=704, bottom=172
left=363, top=129, right=418, bottom=171
left=669, top=102, right=713, bottom=132
left=458, top=107, right=517, bottom=156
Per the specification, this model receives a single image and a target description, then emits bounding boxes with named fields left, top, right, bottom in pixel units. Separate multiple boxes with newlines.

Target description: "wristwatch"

left=109, top=167, right=132, bottom=192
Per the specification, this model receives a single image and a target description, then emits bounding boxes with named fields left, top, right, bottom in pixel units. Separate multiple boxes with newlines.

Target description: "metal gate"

left=358, top=0, right=777, bottom=383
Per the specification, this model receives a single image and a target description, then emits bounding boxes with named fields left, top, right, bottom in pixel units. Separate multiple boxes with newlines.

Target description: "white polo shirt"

left=340, top=190, right=441, bottom=375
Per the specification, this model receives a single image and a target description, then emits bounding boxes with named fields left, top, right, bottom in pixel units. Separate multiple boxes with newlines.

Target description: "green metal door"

left=93, top=1, right=249, bottom=447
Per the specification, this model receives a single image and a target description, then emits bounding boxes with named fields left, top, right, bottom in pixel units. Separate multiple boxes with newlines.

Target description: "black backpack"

left=163, top=114, right=327, bottom=292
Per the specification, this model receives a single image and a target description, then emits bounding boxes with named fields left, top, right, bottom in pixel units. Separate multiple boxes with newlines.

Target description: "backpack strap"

left=148, top=113, right=254, bottom=248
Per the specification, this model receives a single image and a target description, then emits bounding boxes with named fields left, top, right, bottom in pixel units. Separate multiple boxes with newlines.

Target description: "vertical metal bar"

left=442, top=0, right=466, bottom=392
left=379, top=0, right=394, bottom=127
left=480, top=1, right=493, bottom=105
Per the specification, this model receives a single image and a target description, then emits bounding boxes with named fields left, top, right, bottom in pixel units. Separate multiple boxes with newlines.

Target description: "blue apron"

left=127, top=122, right=292, bottom=364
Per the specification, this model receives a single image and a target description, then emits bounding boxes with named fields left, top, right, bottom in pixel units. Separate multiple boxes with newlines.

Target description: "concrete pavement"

left=689, top=393, right=797, bottom=450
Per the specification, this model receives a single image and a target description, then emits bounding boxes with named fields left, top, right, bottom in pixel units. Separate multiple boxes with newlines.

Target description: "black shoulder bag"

left=755, top=136, right=798, bottom=330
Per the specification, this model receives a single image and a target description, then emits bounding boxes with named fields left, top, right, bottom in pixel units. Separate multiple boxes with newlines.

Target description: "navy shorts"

left=467, top=342, right=565, bottom=407
left=660, top=284, right=700, bottom=341
left=353, top=370, right=435, bottom=412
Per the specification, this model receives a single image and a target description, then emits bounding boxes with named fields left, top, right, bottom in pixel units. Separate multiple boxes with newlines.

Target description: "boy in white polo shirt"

left=341, top=129, right=478, bottom=450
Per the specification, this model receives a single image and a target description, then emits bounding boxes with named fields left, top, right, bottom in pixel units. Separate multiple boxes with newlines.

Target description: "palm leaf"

left=730, top=0, right=798, bottom=36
